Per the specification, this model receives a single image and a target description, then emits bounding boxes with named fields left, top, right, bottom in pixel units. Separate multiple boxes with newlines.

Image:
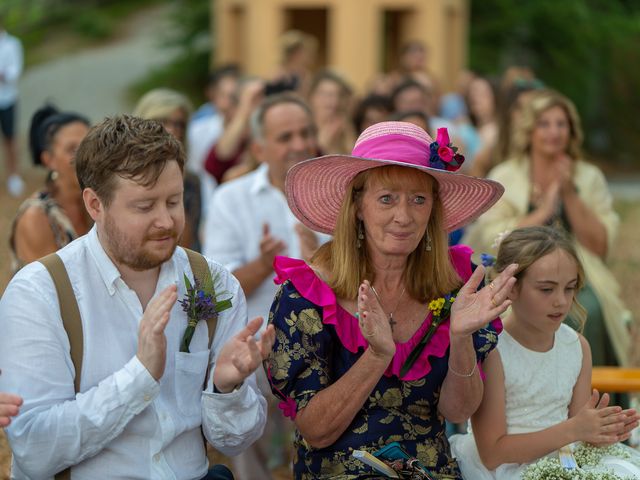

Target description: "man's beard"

left=103, top=214, right=180, bottom=271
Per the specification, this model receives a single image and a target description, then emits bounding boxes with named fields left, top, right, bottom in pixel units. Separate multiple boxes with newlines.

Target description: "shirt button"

left=153, top=453, right=161, bottom=463
left=144, top=394, right=152, bottom=402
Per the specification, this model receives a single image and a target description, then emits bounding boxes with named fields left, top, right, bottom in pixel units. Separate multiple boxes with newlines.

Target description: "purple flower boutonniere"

left=179, top=273, right=233, bottom=353
left=429, top=128, right=465, bottom=172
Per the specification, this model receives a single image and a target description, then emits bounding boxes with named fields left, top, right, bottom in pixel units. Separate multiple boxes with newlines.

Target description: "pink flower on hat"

left=429, top=127, right=465, bottom=171
left=437, top=145, right=454, bottom=163
left=436, top=128, right=450, bottom=147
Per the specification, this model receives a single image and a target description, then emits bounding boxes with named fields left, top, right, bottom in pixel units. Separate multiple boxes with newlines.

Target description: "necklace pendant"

left=388, top=313, right=397, bottom=331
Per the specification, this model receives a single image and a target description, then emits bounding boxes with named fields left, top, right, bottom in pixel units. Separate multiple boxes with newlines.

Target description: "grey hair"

left=249, top=92, right=314, bottom=142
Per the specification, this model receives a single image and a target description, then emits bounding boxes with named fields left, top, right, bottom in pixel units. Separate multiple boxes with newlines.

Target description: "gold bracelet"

left=448, top=361, right=477, bottom=378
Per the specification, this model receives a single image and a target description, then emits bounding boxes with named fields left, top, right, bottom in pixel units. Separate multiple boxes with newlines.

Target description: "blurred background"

left=0, top=0, right=639, bottom=478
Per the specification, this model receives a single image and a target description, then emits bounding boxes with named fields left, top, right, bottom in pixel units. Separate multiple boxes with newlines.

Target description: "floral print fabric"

left=266, top=253, right=501, bottom=479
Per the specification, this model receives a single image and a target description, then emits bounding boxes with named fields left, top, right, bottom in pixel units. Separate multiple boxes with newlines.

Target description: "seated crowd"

left=0, top=34, right=638, bottom=480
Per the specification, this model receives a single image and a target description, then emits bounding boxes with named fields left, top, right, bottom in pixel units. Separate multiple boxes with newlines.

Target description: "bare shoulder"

left=14, top=205, right=57, bottom=260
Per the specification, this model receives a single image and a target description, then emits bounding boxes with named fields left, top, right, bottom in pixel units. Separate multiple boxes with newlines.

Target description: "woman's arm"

left=438, top=334, right=483, bottom=422
left=296, top=280, right=395, bottom=448
left=439, top=264, right=517, bottom=422
left=561, top=182, right=608, bottom=258
left=295, top=348, right=391, bottom=448
left=472, top=345, right=633, bottom=470
left=13, top=206, right=59, bottom=263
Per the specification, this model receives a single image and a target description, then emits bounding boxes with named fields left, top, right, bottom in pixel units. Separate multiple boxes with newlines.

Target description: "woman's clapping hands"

left=450, top=263, right=518, bottom=338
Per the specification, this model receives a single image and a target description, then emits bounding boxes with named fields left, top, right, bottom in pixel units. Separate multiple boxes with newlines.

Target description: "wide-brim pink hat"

left=286, top=121, right=504, bottom=234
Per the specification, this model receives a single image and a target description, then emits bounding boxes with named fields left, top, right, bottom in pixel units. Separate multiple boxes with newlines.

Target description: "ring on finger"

left=489, top=282, right=495, bottom=290
left=491, top=297, right=498, bottom=307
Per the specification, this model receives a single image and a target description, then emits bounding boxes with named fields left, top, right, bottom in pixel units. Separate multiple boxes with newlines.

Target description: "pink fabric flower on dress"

left=278, top=397, right=298, bottom=419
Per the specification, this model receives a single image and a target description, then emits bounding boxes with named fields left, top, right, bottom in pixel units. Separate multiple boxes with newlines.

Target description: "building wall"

left=213, top=0, right=468, bottom=93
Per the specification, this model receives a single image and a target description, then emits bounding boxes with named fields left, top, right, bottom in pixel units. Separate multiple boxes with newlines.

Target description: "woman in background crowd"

left=10, top=105, right=91, bottom=272
left=463, top=89, right=633, bottom=369
left=308, top=69, right=356, bottom=154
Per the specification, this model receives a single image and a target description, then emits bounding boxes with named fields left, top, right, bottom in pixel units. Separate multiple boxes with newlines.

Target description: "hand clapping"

left=571, top=389, right=640, bottom=446
left=213, top=317, right=276, bottom=393
left=357, top=280, right=396, bottom=359
left=450, top=263, right=518, bottom=338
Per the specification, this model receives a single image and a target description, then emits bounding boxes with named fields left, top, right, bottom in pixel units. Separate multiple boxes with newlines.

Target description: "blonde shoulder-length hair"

left=510, top=89, right=584, bottom=162
left=311, top=165, right=463, bottom=302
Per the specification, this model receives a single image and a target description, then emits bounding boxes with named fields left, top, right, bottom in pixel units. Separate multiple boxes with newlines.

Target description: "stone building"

left=213, top=0, right=468, bottom=92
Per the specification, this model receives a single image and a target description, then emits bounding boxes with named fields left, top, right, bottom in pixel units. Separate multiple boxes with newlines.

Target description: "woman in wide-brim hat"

left=265, top=121, right=517, bottom=479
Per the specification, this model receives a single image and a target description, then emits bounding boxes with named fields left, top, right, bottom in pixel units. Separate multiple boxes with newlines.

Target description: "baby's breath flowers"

left=522, top=443, right=635, bottom=480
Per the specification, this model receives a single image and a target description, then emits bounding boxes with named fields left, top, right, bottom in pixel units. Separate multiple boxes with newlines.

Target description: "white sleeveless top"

left=499, top=323, right=583, bottom=434
left=449, top=324, right=584, bottom=480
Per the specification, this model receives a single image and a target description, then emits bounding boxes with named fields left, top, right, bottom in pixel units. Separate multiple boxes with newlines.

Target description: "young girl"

left=450, top=226, right=640, bottom=479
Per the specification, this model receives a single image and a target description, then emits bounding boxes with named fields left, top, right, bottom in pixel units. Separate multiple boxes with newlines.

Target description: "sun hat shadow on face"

left=285, top=121, right=505, bottom=234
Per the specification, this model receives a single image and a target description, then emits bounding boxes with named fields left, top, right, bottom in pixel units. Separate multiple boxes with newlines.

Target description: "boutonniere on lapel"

left=179, top=273, right=233, bottom=353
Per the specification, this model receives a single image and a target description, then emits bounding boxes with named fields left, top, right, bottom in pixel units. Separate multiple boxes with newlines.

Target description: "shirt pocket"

left=175, top=350, right=210, bottom=418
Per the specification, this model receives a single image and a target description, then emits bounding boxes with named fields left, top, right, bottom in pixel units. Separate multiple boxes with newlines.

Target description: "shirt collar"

left=87, top=226, right=122, bottom=296
left=86, top=225, right=178, bottom=296
left=249, top=163, right=272, bottom=195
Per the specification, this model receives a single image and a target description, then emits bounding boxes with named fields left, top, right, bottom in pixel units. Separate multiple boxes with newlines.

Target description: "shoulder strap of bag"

left=39, top=253, right=82, bottom=480
left=184, top=248, right=219, bottom=349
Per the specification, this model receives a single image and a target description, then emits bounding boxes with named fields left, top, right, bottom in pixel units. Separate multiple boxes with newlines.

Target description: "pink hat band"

left=351, top=134, right=429, bottom=168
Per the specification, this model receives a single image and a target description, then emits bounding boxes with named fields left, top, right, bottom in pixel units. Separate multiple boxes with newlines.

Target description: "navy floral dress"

left=265, top=246, right=502, bottom=479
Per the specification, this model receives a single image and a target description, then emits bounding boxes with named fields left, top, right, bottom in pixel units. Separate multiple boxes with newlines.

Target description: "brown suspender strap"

left=40, top=253, right=84, bottom=393
left=39, top=253, right=81, bottom=480
left=184, top=248, right=219, bottom=349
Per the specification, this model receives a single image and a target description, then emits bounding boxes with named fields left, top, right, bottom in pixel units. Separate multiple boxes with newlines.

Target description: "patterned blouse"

left=10, top=190, right=78, bottom=273
left=266, top=246, right=502, bottom=479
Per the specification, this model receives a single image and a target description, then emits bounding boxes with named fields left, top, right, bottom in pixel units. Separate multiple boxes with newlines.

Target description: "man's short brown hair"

left=75, top=115, right=185, bottom=206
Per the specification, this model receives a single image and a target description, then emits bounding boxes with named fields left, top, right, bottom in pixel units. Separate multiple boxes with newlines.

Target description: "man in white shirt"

left=0, top=21, right=24, bottom=197
left=0, top=115, right=274, bottom=479
left=203, top=93, right=327, bottom=478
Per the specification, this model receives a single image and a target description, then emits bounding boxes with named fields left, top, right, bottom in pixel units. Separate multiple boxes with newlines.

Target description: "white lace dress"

left=449, top=324, right=583, bottom=479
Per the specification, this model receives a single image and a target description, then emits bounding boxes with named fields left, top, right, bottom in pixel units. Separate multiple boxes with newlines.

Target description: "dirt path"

left=17, top=3, right=179, bottom=143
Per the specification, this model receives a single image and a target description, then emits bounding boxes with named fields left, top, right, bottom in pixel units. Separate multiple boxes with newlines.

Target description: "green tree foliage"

left=470, top=0, right=640, bottom=165
left=130, top=0, right=211, bottom=105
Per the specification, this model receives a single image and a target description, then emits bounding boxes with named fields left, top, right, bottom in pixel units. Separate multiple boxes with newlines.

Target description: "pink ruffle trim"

left=273, top=245, right=502, bottom=381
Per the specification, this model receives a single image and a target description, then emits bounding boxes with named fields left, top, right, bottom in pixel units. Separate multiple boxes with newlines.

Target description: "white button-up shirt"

left=0, top=227, right=266, bottom=479
left=0, top=30, right=23, bottom=108
left=203, top=164, right=329, bottom=323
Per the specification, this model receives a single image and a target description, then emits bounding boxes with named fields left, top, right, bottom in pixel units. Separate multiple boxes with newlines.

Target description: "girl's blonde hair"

left=493, top=226, right=587, bottom=330
left=509, top=89, right=584, bottom=161
left=311, top=165, right=462, bottom=302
